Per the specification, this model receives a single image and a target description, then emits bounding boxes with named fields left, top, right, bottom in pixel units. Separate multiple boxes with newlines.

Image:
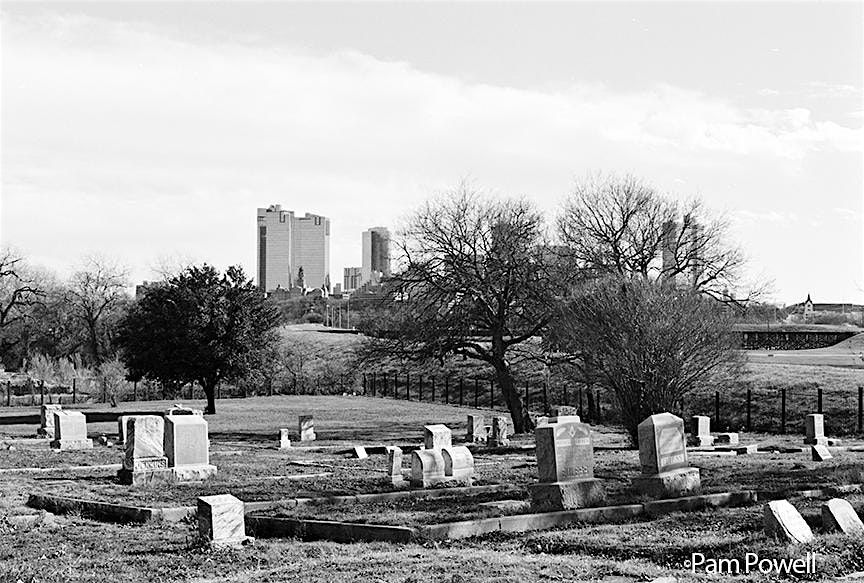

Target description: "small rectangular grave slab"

left=466, top=415, right=486, bottom=443
left=764, top=500, right=814, bottom=543
left=821, top=498, right=864, bottom=535
left=197, top=494, right=250, bottom=548
left=734, top=445, right=759, bottom=455
left=811, top=445, right=833, bottom=461
left=386, top=446, right=404, bottom=485
left=490, top=417, right=510, bottom=447
left=299, top=415, right=316, bottom=441
left=632, top=467, right=701, bottom=499
left=353, top=446, right=368, bottom=460
left=423, top=424, right=452, bottom=450
left=714, top=433, right=739, bottom=445
left=804, top=414, right=827, bottom=445
left=690, top=415, right=711, bottom=437
left=50, top=411, right=93, bottom=451
left=279, top=429, right=291, bottom=449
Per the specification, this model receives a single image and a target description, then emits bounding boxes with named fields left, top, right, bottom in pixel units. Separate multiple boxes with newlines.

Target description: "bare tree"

left=360, top=186, right=554, bottom=433
left=558, top=173, right=757, bottom=304
left=66, top=256, right=130, bottom=365
left=0, top=247, right=45, bottom=366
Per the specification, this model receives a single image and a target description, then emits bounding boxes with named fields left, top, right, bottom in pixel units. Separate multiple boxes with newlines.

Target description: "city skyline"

left=1, top=2, right=861, bottom=305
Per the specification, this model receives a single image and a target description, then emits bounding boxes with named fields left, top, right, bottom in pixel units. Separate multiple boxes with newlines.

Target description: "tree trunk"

left=87, top=318, right=101, bottom=365
left=202, top=379, right=217, bottom=414
left=493, top=360, right=533, bottom=434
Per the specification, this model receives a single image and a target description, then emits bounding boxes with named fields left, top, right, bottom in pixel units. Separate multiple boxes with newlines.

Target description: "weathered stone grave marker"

left=299, top=415, right=316, bottom=441
left=811, top=445, right=832, bottom=462
left=353, top=445, right=368, bottom=459
left=118, top=415, right=170, bottom=485
left=38, top=404, right=63, bottom=438
left=466, top=415, right=486, bottom=443
left=386, top=446, right=404, bottom=485
left=164, top=415, right=217, bottom=482
left=410, top=449, right=446, bottom=487
left=821, top=498, right=864, bottom=535
left=197, top=494, right=250, bottom=548
left=441, top=445, right=474, bottom=483
left=529, top=418, right=606, bottom=510
left=50, top=411, right=93, bottom=450
left=279, top=428, right=291, bottom=449
left=424, top=424, right=452, bottom=450
left=804, top=414, right=827, bottom=445
left=687, top=415, right=714, bottom=447
left=632, top=413, right=700, bottom=499
left=117, top=415, right=131, bottom=445
left=490, top=416, right=510, bottom=447
left=764, top=500, right=814, bottom=543
left=714, top=433, right=739, bottom=446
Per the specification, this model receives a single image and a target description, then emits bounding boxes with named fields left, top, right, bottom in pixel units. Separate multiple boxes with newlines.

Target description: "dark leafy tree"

left=360, top=187, right=555, bottom=433
left=547, top=276, right=742, bottom=443
left=117, top=264, right=280, bottom=414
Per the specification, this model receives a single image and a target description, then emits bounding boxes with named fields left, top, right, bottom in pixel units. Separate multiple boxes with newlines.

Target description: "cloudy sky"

left=2, top=1, right=862, bottom=305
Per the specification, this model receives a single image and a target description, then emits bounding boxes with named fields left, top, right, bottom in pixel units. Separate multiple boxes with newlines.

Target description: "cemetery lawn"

left=4, top=395, right=864, bottom=581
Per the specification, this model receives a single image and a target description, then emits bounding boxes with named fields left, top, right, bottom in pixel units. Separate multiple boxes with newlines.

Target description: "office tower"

left=343, top=267, right=362, bottom=292
left=361, top=227, right=391, bottom=285
left=256, top=205, right=330, bottom=293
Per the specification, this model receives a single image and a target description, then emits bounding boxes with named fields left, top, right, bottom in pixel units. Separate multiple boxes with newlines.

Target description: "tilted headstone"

left=386, top=446, right=403, bottom=485
left=821, top=498, right=864, bottom=535
left=805, top=414, right=827, bottom=445
left=466, top=415, right=486, bottom=443
left=441, top=445, right=474, bottom=482
left=490, top=416, right=510, bottom=447
left=353, top=445, right=368, bottom=459
left=38, top=404, right=63, bottom=438
left=164, top=415, right=217, bottom=482
left=811, top=445, right=832, bottom=462
left=279, top=428, right=291, bottom=450
left=529, top=419, right=606, bottom=510
left=410, top=449, right=446, bottom=488
left=299, top=415, right=316, bottom=441
left=633, top=413, right=700, bottom=499
left=764, top=500, right=814, bottom=543
left=423, top=424, right=452, bottom=450
left=50, top=411, right=93, bottom=450
left=197, top=494, right=250, bottom=548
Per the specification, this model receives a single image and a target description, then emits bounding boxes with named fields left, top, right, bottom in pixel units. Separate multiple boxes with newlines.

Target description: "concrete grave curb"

left=27, top=494, right=195, bottom=524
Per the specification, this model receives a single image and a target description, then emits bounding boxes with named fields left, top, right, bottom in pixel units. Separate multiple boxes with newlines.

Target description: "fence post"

left=459, top=377, right=464, bottom=406
left=586, top=389, right=594, bottom=422
left=780, top=388, right=787, bottom=434
left=444, top=377, right=449, bottom=404
left=524, top=382, right=529, bottom=409
left=746, top=388, right=752, bottom=432
left=563, top=385, right=569, bottom=406
left=595, top=391, right=601, bottom=422
left=543, top=381, right=549, bottom=413
left=858, top=385, right=863, bottom=433
left=474, top=378, right=479, bottom=408
left=578, top=386, right=583, bottom=417
left=418, top=376, right=423, bottom=401
left=489, top=379, right=494, bottom=408
left=817, top=386, right=823, bottom=414
left=383, top=373, right=388, bottom=397
left=40, top=380, right=45, bottom=405
left=714, top=390, right=720, bottom=428
left=431, top=377, right=436, bottom=402
left=406, top=373, right=410, bottom=401
left=362, top=374, right=366, bottom=395
left=6, top=380, right=10, bottom=407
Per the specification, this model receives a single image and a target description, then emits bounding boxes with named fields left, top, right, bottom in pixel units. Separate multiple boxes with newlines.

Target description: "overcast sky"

left=2, top=1, right=862, bottom=305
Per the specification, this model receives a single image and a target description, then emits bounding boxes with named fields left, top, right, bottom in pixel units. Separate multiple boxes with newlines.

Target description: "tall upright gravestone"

left=529, top=418, right=606, bottom=510
left=632, top=413, right=701, bottom=499
left=118, top=415, right=171, bottom=485
left=50, top=411, right=93, bottom=450
left=164, top=415, right=217, bottom=482
left=38, top=404, right=63, bottom=438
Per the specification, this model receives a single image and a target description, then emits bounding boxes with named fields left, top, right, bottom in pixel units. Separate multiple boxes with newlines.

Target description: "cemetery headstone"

left=424, top=424, right=452, bottom=450
left=197, top=494, right=250, bottom=548
left=38, top=404, right=63, bottom=438
left=50, top=411, right=93, bottom=450
left=529, top=418, right=606, bottom=510
left=490, top=416, right=510, bottom=447
left=734, top=445, right=759, bottom=455
left=279, top=428, right=291, bottom=449
left=386, top=446, right=404, bottom=485
left=632, top=413, right=701, bottom=499
left=117, top=415, right=171, bottom=485
left=441, top=445, right=474, bottom=483
left=821, top=498, right=864, bottom=535
left=353, top=445, right=368, bottom=459
left=117, top=415, right=131, bottom=445
left=466, top=415, right=486, bottom=443
left=410, top=449, right=446, bottom=488
left=165, top=404, right=204, bottom=416
left=805, top=414, right=827, bottom=445
left=714, top=433, right=739, bottom=445
left=164, top=415, right=217, bottom=482
left=811, top=445, right=832, bottom=462
left=299, top=415, right=316, bottom=441
left=687, top=415, right=714, bottom=447
left=764, top=500, right=814, bottom=543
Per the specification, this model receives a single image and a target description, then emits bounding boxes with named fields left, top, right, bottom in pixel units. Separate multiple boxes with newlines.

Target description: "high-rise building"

left=343, top=267, right=362, bottom=292
left=256, top=205, right=330, bottom=293
left=361, top=227, right=391, bottom=285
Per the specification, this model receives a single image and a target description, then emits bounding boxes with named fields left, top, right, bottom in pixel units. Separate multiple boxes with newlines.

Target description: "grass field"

left=4, top=395, right=864, bottom=582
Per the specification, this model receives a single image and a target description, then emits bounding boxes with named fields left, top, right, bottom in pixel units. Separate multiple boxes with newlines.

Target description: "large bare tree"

left=0, top=247, right=45, bottom=366
left=362, top=187, right=554, bottom=433
left=66, top=256, right=130, bottom=365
